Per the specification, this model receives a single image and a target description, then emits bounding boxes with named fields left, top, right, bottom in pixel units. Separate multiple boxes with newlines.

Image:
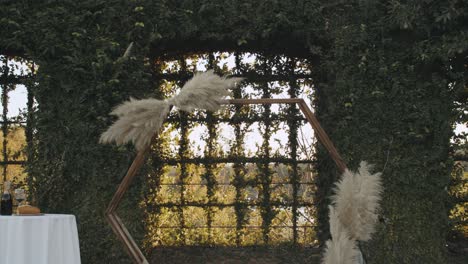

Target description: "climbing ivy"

left=1, top=0, right=466, bottom=263
left=314, top=1, right=467, bottom=263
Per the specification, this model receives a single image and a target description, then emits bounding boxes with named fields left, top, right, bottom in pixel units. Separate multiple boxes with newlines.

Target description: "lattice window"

left=0, top=55, right=35, bottom=187
left=145, top=52, right=318, bottom=247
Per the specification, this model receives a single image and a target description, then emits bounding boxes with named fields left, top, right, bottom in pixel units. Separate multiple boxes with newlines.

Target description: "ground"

left=149, top=246, right=320, bottom=264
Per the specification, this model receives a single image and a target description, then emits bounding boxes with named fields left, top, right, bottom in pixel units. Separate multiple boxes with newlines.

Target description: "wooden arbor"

left=105, top=98, right=348, bottom=264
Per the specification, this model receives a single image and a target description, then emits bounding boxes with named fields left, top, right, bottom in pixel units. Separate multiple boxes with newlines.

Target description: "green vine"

left=0, top=1, right=466, bottom=263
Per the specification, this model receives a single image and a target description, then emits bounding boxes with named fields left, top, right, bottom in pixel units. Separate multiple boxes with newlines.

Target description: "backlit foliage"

left=0, top=55, right=33, bottom=191
left=144, top=52, right=318, bottom=247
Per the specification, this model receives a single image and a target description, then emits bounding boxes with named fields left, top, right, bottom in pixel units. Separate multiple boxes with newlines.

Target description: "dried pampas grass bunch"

left=322, top=206, right=360, bottom=264
left=322, top=161, right=383, bottom=264
left=100, top=70, right=243, bottom=151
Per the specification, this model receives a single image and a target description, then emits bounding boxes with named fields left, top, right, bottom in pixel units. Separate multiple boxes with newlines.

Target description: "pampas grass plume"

left=168, top=70, right=243, bottom=112
left=322, top=161, right=383, bottom=264
left=322, top=207, right=359, bottom=264
left=332, top=161, right=383, bottom=241
left=99, top=98, right=170, bottom=151
left=100, top=70, right=242, bottom=151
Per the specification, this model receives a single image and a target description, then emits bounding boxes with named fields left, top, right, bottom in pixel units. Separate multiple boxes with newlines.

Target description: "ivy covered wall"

left=1, top=1, right=466, bottom=263
left=315, top=2, right=467, bottom=263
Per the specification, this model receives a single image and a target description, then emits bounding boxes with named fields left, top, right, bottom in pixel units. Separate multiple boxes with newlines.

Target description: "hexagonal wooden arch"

left=105, top=98, right=348, bottom=264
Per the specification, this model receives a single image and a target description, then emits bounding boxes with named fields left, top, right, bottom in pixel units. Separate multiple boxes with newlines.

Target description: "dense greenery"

left=143, top=52, right=318, bottom=249
left=1, top=1, right=466, bottom=263
left=315, top=2, right=467, bottom=263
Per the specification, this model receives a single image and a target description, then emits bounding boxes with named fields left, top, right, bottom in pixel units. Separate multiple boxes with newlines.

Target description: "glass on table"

left=14, top=188, right=26, bottom=214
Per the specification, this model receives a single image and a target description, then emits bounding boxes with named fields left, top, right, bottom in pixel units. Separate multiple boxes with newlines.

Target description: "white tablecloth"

left=0, top=214, right=81, bottom=264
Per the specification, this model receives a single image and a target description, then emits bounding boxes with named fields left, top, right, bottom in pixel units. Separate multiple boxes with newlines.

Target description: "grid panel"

left=146, top=52, right=317, bottom=247
left=0, top=55, right=35, bottom=187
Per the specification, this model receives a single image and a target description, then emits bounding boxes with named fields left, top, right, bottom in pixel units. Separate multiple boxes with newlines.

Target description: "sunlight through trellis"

left=145, top=52, right=318, bottom=247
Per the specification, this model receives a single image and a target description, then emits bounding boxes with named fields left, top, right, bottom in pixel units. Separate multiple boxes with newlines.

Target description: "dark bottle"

left=1, top=181, right=13, bottom=215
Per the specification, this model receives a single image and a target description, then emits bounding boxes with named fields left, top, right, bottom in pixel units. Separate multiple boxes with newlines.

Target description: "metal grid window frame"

left=145, top=52, right=319, bottom=247
left=0, top=55, right=34, bottom=185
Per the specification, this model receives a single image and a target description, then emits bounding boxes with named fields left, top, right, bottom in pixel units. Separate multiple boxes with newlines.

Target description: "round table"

left=0, top=214, right=81, bottom=264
